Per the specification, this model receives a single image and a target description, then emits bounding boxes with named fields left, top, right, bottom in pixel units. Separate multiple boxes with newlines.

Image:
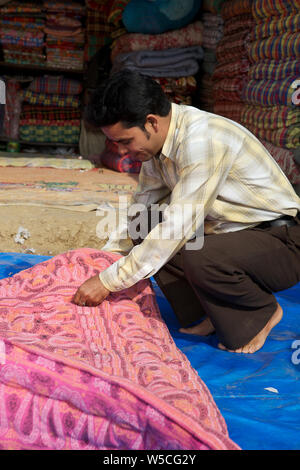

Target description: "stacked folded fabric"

left=19, top=75, right=82, bottom=144
left=44, top=0, right=85, bottom=71
left=241, top=0, right=300, bottom=153
left=111, top=21, right=203, bottom=104
left=100, top=20, right=204, bottom=173
left=195, top=3, right=224, bottom=112
left=85, top=0, right=128, bottom=63
left=0, top=1, right=45, bottom=66
left=212, top=0, right=254, bottom=123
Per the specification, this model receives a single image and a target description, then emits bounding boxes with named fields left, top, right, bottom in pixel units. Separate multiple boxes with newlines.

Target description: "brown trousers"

left=130, top=212, right=300, bottom=350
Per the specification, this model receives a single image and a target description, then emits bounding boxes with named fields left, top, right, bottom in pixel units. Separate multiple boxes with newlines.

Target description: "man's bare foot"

left=179, top=316, right=215, bottom=336
left=218, top=303, right=283, bottom=354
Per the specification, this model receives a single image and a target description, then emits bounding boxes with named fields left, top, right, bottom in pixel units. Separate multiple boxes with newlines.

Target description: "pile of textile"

left=240, top=0, right=300, bottom=185
left=1, top=78, right=22, bottom=140
left=85, top=0, right=129, bottom=63
left=212, top=0, right=254, bottom=123
left=100, top=20, right=203, bottom=173
left=0, top=1, right=45, bottom=66
left=19, top=75, right=82, bottom=144
left=44, top=0, right=85, bottom=71
left=195, top=0, right=225, bottom=112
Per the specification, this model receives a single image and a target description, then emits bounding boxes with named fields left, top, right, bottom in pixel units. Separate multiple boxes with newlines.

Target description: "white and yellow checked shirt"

left=99, top=103, right=300, bottom=292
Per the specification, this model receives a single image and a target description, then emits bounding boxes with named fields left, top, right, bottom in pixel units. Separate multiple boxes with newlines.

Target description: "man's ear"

left=146, top=114, right=159, bottom=132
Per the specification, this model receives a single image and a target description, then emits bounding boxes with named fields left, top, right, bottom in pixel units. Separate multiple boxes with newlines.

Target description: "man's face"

left=101, top=120, right=160, bottom=162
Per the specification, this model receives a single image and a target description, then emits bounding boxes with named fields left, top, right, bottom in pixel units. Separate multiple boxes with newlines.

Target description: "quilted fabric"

left=0, top=249, right=239, bottom=450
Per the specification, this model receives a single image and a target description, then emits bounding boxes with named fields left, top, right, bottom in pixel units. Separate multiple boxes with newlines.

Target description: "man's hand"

left=72, top=275, right=110, bottom=307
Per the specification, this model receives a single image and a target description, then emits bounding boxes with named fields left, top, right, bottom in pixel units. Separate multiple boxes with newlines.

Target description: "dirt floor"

left=0, top=164, right=139, bottom=256
left=0, top=205, right=106, bottom=256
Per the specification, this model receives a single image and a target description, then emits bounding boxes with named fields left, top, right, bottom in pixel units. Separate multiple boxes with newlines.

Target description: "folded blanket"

left=222, top=0, right=252, bottom=19
left=248, top=32, right=300, bottom=62
left=214, top=101, right=245, bottom=123
left=19, top=121, right=81, bottom=144
left=242, top=77, right=297, bottom=106
left=20, top=105, right=81, bottom=121
left=212, top=58, right=250, bottom=79
left=22, top=90, right=80, bottom=108
left=252, top=13, right=300, bottom=40
left=0, top=1, right=42, bottom=13
left=112, top=46, right=203, bottom=77
left=0, top=248, right=239, bottom=450
left=248, top=59, right=300, bottom=81
left=213, top=77, right=247, bottom=101
left=252, top=0, right=300, bottom=20
left=223, top=13, right=254, bottom=36
left=111, top=21, right=203, bottom=62
left=216, top=30, right=251, bottom=64
left=241, top=105, right=300, bottom=130
left=262, top=141, right=300, bottom=185
left=28, top=76, right=83, bottom=95
left=245, top=125, right=300, bottom=149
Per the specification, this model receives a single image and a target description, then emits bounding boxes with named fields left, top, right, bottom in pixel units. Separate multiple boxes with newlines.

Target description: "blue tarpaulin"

left=0, top=252, right=299, bottom=450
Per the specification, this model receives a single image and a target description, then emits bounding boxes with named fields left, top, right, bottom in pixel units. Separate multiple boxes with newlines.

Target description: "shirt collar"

left=159, top=102, right=179, bottom=161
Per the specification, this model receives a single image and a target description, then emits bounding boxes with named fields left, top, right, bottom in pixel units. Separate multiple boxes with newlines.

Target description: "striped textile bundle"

left=28, top=76, right=83, bottom=95
left=22, top=90, right=80, bottom=108
left=252, top=0, right=300, bottom=20
left=242, top=105, right=300, bottom=130
left=248, top=59, right=300, bottom=80
left=213, top=58, right=250, bottom=79
left=216, top=29, right=252, bottom=64
left=243, top=125, right=300, bottom=149
left=20, top=104, right=81, bottom=121
left=0, top=30, right=44, bottom=48
left=19, top=120, right=81, bottom=144
left=248, top=32, right=300, bottom=62
left=252, top=13, right=300, bottom=40
left=242, top=77, right=297, bottom=107
left=222, top=0, right=252, bottom=19
left=153, top=76, right=197, bottom=105
left=0, top=1, right=42, bottom=14
left=262, top=141, right=300, bottom=185
left=213, top=76, right=246, bottom=101
left=214, top=101, right=245, bottom=122
left=223, top=13, right=253, bottom=36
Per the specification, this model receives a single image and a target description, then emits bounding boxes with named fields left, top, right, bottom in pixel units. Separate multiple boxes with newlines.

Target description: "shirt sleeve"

left=99, top=132, right=231, bottom=292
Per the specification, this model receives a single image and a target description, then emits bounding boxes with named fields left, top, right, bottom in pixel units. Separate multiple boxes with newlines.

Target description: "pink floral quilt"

left=0, top=249, right=239, bottom=450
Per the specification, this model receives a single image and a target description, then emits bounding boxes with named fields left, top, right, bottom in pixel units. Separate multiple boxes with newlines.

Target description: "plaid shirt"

left=99, top=103, right=300, bottom=292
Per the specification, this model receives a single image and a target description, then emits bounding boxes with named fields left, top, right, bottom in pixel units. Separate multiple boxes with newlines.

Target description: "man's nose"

left=117, top=143, right=128, bottom=155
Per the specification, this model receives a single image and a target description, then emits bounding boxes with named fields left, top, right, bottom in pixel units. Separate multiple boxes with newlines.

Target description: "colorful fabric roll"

left=244, top=124, right=300, bottom=149
left=216, top=29, right=252, bottom=64
left=252, top=0, right=300, bottom=20
left=22, top=90, right=80, bottom=108
left=213, top=77, right=247, bottom=101
left=252, top=13, right=300, bottom=40
left=222, top=0, right=252, bottom=20
left=28, top=76, right=83, bottom=95
left=20, top=105, right=81, bottom=121
left=213, top=58, right=250, bottom=79
left=242, top=105, right=300, bottom=130
left=242, top=77, right=298, bottom=107
left=214, top=101, right=245, bottom=122
left=19, top=120, right=81, bottom=144
left=248, top=32, right=300, bottom=62
left=248, top=59, right=300, bottom=81
left=262, top=141, right=300, bottom=185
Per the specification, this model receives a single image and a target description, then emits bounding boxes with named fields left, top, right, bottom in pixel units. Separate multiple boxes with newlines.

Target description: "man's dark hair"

left=84, top=69, right=171, bottom=130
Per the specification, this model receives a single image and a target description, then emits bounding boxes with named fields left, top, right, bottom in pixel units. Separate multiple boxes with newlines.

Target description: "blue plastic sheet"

left=0, top=252, right=299, bottom=450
